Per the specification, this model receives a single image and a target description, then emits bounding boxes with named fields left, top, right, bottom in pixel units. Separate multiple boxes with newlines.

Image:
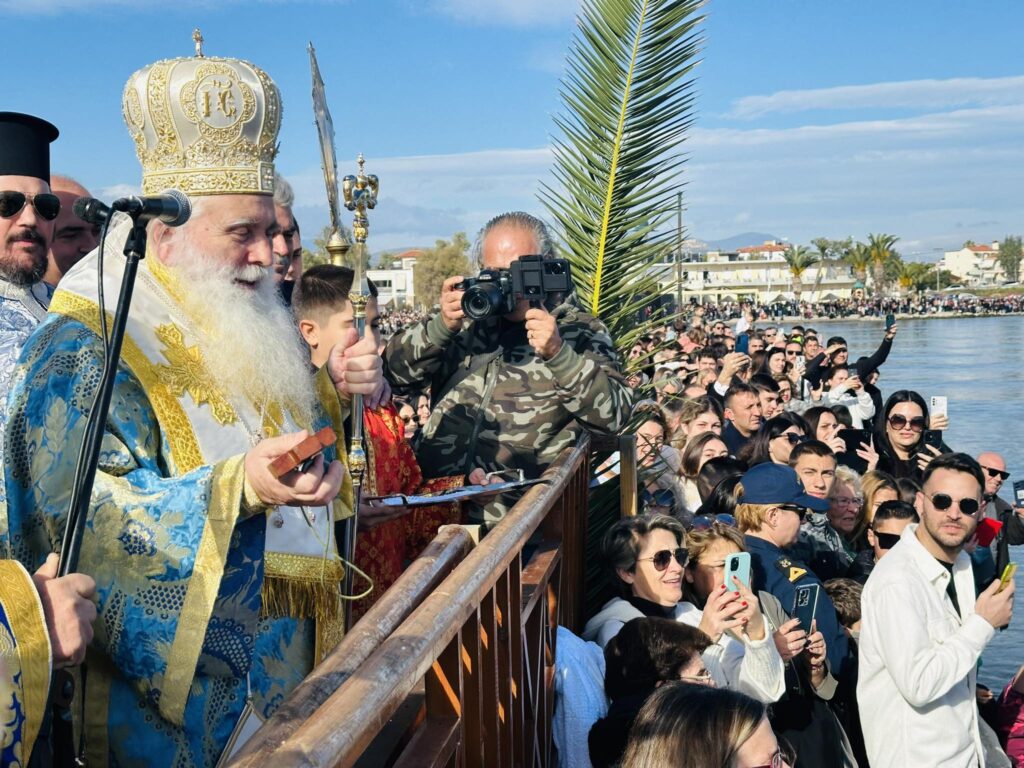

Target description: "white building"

left=940, top=242, right=1003, bottom=286
left=367, top=250, right=420, bottom=307
left=657, top=241, right=857, bottom=303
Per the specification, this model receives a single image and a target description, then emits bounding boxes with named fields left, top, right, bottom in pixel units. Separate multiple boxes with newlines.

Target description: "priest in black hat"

left=0, top=111, right=61, bottom=398
left=0, top=111, right=98, bottom=766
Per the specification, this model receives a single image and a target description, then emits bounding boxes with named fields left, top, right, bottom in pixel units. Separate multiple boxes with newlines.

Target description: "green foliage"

left=866, top=233, right=900, bottom=296
left=998, top=235, right=1023, bottom=283
left=412, top=233, right=472, bottom=310
left=376, top=251, right=399, bottom=269
left=844, top=243, right=872, bottom=285
left=782, top=245, right=819, bottom=301
left=540, top=0, right=705, bottom=367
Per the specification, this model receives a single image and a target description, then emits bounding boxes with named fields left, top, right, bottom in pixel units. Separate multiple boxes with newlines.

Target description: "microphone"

left=111, top=189, right=191, bottom=227
left=73, top=197, right=113, bottom=226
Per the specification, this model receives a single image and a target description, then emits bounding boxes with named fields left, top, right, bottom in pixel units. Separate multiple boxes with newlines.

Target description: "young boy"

left=294, top=265, right=466, bottom=621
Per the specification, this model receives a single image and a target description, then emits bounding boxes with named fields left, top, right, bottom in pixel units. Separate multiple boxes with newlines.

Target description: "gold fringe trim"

left=261, top=553, right=346, bottom=621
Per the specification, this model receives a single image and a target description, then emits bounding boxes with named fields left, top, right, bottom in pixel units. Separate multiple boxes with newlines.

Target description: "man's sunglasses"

left=982, top=466, right=1011, bottom=481
left=0, top=191, right=60, bottom=221
left=785, top=349, right=801, bottom=356
left=929, top=493, right=980, bottom=516
left=887, top=414, right=926, bottom=432
left=637, top=548, right=689, bottom=571
left=689, top=513, right=737, bottom=531
left=873, top=531, right=901, bottom=550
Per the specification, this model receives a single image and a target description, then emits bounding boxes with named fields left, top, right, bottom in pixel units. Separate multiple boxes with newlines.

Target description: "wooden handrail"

left=229, top=434, right=591, bottom=767
left=230, top=524, right=474, bottom=765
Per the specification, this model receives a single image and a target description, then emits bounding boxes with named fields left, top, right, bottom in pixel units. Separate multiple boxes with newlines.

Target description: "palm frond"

left=541, top=0, right=705, bottom=357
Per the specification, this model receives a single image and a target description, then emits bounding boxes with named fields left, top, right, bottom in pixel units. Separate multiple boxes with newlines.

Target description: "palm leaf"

left=541, top=0, right=705, bottom=357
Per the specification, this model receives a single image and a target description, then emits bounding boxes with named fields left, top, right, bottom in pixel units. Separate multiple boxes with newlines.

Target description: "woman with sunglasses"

left=583, top=514, right=692, bottom=648
left=873, top=390, right=949, bottom=482
left=738, top=414, right=808, bottom=467
left=678, top=521, right=785, bottom=702
left=680, top=431, right=730, bottom=512
left=621, top=683, right=794, bottom=768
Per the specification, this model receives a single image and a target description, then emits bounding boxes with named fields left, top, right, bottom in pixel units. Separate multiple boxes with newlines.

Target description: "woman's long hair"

left=873, top=390, right=930, bottom=476
left=738, top=413, right=807, bottom=466
left=621, top=682, right=767, bottom=768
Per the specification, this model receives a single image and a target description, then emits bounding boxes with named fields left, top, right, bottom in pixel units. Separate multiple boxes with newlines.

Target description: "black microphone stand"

left=30, top=216, right=150, bottom=768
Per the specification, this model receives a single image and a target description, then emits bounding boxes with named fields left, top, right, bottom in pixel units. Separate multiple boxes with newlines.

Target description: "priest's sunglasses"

left=637, top=548, right=688, bottom=572
left=929, top=493, right=980, bottom=516
left=0, top=191, right=60, bottom=221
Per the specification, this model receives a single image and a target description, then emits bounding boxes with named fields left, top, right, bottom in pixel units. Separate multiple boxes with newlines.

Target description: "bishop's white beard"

left=169, top=238, right=318, bottom=430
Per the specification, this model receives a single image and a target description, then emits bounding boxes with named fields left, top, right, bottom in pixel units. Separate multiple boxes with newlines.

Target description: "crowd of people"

left=674, top=293, right=1024, bottom=324
left=0, top=40, right=1022, bottom=768
left=563, top=308, right=1024, bottom=767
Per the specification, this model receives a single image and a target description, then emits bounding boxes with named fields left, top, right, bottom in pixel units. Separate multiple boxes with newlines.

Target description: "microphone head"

left=161, top=189, right=191, bottom=227
left=73, top=196, right=111, bottom=226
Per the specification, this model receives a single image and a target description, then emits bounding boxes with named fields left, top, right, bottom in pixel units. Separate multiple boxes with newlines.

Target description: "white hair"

left=273, top=174, right=295, bottom=209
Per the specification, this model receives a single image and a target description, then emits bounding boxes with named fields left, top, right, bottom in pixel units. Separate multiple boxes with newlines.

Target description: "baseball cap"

left=739, top=464, right=829, bottom=511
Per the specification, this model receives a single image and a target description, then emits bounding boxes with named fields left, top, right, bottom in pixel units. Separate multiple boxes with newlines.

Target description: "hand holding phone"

left=930, top=396, right=948, bottom=419
left=885, top=313, right=896, bottom=330
left=791, top=583, right=821, bottom=635
left=998, top=564, right=1018, bottom=594
left=724, top=552, right=751, bottom=592
left=1014, top=480, right=1024, bottom=508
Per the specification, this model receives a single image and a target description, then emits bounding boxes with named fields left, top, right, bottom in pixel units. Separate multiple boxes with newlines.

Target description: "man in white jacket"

left=858, top=453, right=1015, bottom=767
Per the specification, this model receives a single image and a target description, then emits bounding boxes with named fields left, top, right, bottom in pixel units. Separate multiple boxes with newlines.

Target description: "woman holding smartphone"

left=679, top=521, right=785, bottom=703
left=873, top=390, right=950, bottom=482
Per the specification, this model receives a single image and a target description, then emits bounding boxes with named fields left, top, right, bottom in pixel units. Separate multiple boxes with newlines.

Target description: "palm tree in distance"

left=783, top=245, right=819, bottom=303
left=867, top=232, right=900, bottom=297
left=845, top=242, right=872, bottom=285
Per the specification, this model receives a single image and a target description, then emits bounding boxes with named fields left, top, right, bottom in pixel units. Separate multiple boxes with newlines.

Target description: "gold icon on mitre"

left=121, top=29, right=282, bottom=196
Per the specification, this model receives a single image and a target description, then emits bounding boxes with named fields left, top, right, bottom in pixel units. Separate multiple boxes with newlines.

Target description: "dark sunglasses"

left=689, top=513, right=738, bottom=531
left=777, top=504, right=808, bottom=520
left=873, top=531, right=902, bottom=550
left=785, top=349, right=801, bottom=356
left=0, top=190, right=60, bottom=221
left=637, top=547, right=689, bottom=571
left=400, top=415, right=416, bottom=423
left=929, top=493, right=980, bottom=516
left=887, top=414, right=926, bottom=432
left=775, top=433, right=806, bottom=446
left=982, top=466, right=1011, bottom=481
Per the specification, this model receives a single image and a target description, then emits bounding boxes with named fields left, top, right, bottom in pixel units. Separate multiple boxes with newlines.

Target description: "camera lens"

left=545, top=262, right=565, bottom=275
left=462, top=283, right=504, bottom=320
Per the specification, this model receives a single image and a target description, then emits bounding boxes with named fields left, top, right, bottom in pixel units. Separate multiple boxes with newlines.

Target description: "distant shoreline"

left=761, top=311, right=1024, bottom=325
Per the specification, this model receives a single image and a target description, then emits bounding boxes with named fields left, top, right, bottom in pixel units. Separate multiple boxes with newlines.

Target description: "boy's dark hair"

left=921, top=452, right=984, bottom=489
left=896, top=477, right=921, bottom=504
left=696, top=456, right=748, bottom=503
left=604, top=617, right=712, bottom=699
left=789, top=440, right=836, bottom=466
left=823, top=578, right=862, bottom=629
left=294, top=264, right=378, bottom=323
left=873, top=500, right=919, bottom=526
left=749, top=373, right=780, bottom=394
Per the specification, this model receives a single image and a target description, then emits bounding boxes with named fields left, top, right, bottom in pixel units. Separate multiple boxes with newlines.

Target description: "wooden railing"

left=230, top=432, right=598, bottom=767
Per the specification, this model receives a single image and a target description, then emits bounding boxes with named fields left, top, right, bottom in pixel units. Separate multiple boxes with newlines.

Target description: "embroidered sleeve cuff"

left=242, top=474, right=273, bottom=518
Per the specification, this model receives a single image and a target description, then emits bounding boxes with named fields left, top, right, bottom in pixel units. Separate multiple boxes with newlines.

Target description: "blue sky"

left=4, top=0, right=1023, bottom=258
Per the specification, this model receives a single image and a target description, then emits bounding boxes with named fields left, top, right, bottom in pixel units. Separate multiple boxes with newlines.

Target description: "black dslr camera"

left=456, top=255, right=573, bottom=320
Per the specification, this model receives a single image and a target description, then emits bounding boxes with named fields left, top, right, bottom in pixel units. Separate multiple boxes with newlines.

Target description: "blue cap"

left=739, top=463, right=830, bottom=511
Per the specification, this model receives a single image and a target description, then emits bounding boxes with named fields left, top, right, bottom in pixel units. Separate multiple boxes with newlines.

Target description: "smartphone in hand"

left=792, top=583, right=820, bottom=634
left=922, top=429, right=943, bottom=451
left=998, top=564, right=1018, bottom=594
left=930, top=396, right=948, bottom=419
left=724, top=552, right=751, bottom=591
left=1013, top=480, right=1024, bottom=508
left=885, top=313, right=896, bottom=330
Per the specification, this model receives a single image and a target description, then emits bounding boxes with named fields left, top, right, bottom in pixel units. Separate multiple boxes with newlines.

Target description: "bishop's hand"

left=246, top=430, right=345, bottom=507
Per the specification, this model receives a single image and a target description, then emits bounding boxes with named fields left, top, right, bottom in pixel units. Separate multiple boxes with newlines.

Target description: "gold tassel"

left=260, top=553, right=346, bottom=623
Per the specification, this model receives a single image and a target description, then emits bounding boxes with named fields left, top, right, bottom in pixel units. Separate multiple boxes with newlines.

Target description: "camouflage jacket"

left=385, top=300, right=629, bottom=520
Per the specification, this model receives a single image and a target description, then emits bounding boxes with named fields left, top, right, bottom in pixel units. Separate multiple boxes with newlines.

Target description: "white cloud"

left=95, top=183, right=141, bottom=200
left=727, top=75, right=1024, bottom=119
left=430, top=0, right=579, bottom=27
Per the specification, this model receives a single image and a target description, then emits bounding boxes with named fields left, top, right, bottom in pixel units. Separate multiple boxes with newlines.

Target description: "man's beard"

left=170, top=241, right=318, bottom=429
left=0, top=228, right=48, bottom=285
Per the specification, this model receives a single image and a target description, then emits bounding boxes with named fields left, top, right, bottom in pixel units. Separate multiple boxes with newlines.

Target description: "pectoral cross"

left=193, top=28, right=205, bottom=58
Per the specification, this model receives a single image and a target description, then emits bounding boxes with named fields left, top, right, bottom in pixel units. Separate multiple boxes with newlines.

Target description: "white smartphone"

left=930, top=396, right=948, bottom=419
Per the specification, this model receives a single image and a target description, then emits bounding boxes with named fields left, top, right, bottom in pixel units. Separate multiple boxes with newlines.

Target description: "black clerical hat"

left=0, top=112, right=59, bottom=181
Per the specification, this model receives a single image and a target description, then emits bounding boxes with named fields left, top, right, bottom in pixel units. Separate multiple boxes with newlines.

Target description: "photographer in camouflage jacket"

left=385, top=212, right=630, bottom=525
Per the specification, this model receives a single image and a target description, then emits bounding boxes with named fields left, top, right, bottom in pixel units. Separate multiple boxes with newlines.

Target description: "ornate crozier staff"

left=309, top=45, right=378, bottom=628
